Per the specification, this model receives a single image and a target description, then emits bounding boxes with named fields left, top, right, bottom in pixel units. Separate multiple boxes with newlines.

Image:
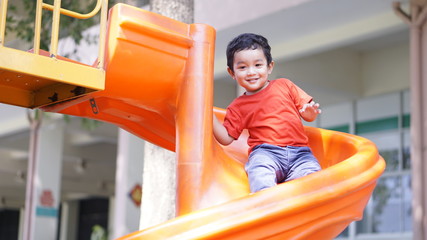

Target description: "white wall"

left=275, top=42, right=408, bottom=107
left=361, top=42, right=410, bottom=97
left=213, top=77, right=236, bottom=109
left=0, top=104, right=28, bottom=137
left=194, top=0, right=312, bottom=31
left=273, top=48, right=362, bottom=105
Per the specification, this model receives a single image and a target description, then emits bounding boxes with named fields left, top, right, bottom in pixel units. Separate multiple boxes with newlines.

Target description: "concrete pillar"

left=136, top=0, right=193, bottom=228
left=59, top=202, right=69, bottom=240
left=18, top=207, right=24, bottom=240
left=108, top=197, right=115, bottom=240
left=22, top=114, right=64, bottom=240
left=139, top=142, right=175, bottom=228
left=112, top=129, right=144, bottom=238
left=59, top=201, right=78, bottom=240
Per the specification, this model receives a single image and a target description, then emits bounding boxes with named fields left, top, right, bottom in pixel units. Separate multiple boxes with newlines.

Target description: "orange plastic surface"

left=41, top=4, right=386, bottom=239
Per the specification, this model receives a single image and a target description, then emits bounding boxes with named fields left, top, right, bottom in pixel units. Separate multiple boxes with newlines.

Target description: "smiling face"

left=228, top=48, right=274, bottom=95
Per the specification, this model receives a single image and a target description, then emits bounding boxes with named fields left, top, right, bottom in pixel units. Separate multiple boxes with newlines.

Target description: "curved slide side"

left=118, top=108, right=386, bottom=240
left=41, top=4, right=386, bottom=239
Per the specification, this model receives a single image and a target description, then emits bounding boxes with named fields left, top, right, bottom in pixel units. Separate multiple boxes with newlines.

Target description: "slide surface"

left=41, top=4, right=386, bottom=239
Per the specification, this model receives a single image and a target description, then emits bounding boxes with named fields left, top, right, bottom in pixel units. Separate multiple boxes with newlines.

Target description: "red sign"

left=129, top=184, right=142, bottom=207
left=40, top=189, right=54, bottom=207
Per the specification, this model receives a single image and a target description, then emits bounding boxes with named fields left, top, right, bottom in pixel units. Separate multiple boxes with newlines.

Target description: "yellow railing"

left=0, top=0, right=108, bottom=68
left=0, top=0, right=9, bottom=46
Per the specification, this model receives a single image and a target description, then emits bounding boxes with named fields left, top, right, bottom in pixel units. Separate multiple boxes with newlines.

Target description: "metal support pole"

left=393, top=1, right=427, bottom=239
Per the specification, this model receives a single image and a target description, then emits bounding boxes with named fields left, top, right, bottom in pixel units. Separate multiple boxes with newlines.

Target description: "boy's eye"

left=238, top=66, right=246, bottom=69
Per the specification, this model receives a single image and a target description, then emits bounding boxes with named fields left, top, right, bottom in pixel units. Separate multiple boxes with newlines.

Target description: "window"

left=326, top=90, right=412, bottom=240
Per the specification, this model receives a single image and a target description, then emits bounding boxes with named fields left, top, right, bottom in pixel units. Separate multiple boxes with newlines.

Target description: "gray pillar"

left=138, top=0, right=194, bottom=228
left=59, top=200, right=78, bottom=240
left=139, top=143, right=175, bottom=228
left=18, top=208, right=24, bottom=240
left=113, top=129, right=144, bottom=238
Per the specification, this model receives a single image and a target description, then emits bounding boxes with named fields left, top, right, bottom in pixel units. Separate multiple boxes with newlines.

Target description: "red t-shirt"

left=223, top=78, right=312, bottom=153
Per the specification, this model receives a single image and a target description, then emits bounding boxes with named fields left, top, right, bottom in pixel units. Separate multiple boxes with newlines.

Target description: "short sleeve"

left=223, top=106, right=243, bottom=140
left=287, top=80, right=313, bottom=109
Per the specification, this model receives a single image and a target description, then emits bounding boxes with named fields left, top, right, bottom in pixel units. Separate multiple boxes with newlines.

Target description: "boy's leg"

left=245, top=144, right=285, bottom=193
left=286, top=146, right=321, bottom=182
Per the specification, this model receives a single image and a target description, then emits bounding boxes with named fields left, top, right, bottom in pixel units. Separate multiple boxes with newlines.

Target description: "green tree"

left=6, top=0, right=124, bottom=50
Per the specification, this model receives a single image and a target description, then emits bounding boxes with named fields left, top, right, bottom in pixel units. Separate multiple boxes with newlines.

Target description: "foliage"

left=6, top=0, right=116, bottom=51
left=90, top=224, right=107, bottom=240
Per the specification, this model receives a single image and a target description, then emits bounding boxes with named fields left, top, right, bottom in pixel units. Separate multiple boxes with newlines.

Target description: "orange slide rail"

left=41, top=4, right=386, bottom=239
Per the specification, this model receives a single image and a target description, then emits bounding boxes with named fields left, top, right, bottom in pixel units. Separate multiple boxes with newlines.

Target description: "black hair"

left=226, top=33, right=272, bottom=72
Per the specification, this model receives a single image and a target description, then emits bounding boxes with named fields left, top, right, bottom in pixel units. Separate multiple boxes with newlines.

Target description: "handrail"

left=97, top=0, right=108, bottom=68
left=33, top=0, right=43, bottom=54
left=42, top=0, right=103, bottom=20
left=0, top=0, right=107, bottom=68
left=0, top=0, right=8, bottom=46
left=49, top=0, right=61, bottom=57
left=31, top=0, right=108, bottom=68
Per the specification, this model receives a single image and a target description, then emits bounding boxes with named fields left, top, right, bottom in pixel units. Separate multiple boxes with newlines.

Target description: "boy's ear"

left=268, top=61, right=275, bottom=74
left=227, top=67, right=235, bottom=79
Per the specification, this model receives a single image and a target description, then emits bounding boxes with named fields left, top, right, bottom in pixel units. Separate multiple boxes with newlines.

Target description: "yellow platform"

left=0, top=0, right=107, bottom=109
left=0, top=47, right=105, bottom=109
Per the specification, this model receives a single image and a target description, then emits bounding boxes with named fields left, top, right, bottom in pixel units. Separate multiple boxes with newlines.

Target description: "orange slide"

left=42, top=4, right=385, bottom=239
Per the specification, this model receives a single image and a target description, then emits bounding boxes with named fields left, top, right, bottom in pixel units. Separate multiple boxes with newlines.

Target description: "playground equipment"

left=0, top=0, right=108, bottom=108
left=0, top=1, right=385, bottom=239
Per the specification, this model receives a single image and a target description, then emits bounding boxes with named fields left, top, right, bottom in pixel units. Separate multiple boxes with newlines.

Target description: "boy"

left=213, top=33, right=322, bottom=193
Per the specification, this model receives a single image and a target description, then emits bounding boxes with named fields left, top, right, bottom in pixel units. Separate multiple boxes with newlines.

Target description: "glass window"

left=403, top=131, right=411, bottom=170
left=336, top=226, right=348, bottom=238
left=402, top=174, right=412, bottom=231
left=361, top=132, right=400, bottom=172
left=357, top=176, right=402, bottom=233
left=380, top=149, right=399, bottom=172
left=320, top=90, right=412, bottom=239
left=372, top=176, right=402, bottom=233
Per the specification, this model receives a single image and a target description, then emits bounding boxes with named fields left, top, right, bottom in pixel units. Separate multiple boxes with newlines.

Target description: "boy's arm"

left=299, top=101, right=321, bottom=122
left=213, top=114, right=235, bottom=145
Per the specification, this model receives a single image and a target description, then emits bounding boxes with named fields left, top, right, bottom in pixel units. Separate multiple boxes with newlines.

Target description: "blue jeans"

left=245, top=143, right=321, bottom=193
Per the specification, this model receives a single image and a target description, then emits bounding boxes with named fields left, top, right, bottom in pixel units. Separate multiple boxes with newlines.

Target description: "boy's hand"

left=299, top=101, right=321, bottom=122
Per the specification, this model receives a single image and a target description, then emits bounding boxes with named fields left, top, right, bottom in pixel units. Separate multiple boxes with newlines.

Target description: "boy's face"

left=228, top=48, right=274, bottom=95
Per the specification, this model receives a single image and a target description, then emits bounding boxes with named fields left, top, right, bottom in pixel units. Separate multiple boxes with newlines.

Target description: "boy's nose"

left=247, top=67, right=256, bottom=75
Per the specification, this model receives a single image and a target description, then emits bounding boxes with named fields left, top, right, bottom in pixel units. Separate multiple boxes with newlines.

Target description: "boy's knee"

left=247, top=165, right=278, bottom=192
left=249, top=176, right=276, bottom=192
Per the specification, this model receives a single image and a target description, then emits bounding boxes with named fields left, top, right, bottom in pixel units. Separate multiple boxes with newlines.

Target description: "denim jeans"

left=245, top=143, right=321, bottom=193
